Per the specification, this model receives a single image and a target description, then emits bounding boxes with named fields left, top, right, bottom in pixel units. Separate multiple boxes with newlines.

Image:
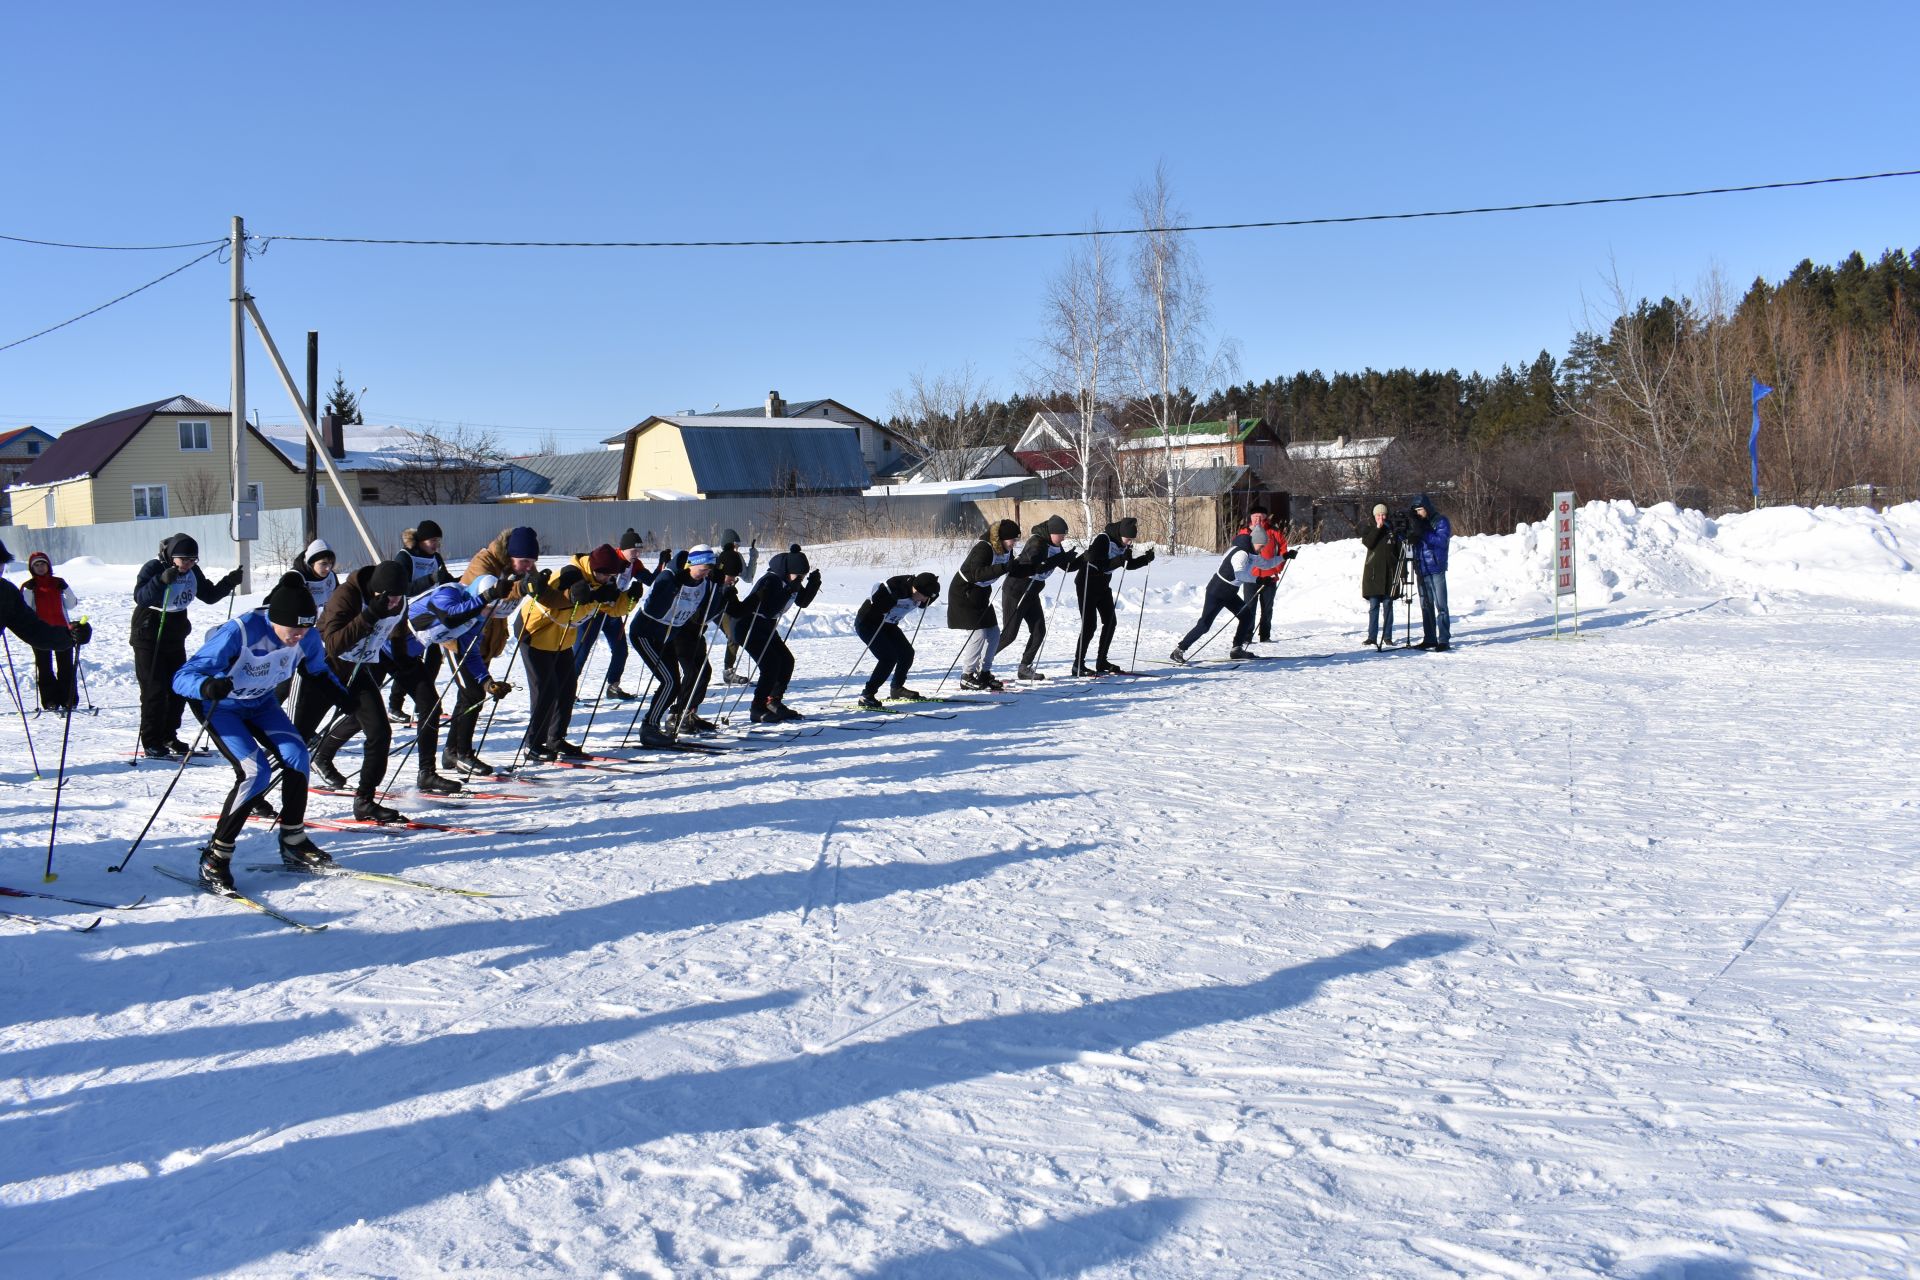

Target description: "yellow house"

left=5, top=396, right=302, bottom=529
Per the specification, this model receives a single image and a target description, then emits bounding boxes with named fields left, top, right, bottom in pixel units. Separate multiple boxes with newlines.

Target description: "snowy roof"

left=259, top=424, right=445, bottom=473
left=1014, top=410, right=1118, bottom=454
left=1120, top=417, right=1271, bottom=450
left=1165, top=464, right=1254, bottom=496
left=14, top=396, right=272, bottom=488
left=899, top=446, right=1023, bottom=482
left=863, top=475, right=1035, bottom=498
left=504, top=449, right=622, bottom=499
left=1286, top=435, right=1395, bottom=461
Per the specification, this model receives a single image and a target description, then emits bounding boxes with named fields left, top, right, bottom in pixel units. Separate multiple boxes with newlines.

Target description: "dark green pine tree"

left=324, top=370, right=364, bottom=426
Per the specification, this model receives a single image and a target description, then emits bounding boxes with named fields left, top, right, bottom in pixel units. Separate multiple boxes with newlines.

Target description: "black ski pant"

left=855, top=615, right=914, bottom=695
left=131, top=623, right=189, bottom=750
left=1177, top=578, right=1254, bottom=652
left=669, top=625, right=713, bottom=718
left=519, top=644, right=579, bottom=750
left=313, top=671, right=393, bottom=799
left=720, top=612, right=744, bottom=673
left=994, top=578, right=1048, bottom=667
left=32, top=646, right=75, bottom=710
left=630, top=629, right=680, bottom=733
left=1075, top=578, right=1118, bottom=669
left=390, top=645, right=444, bottom=772
left=742, top=615, right=794, bottom=706
left=291, top=665, right=350, bottom=743
left=1252, top=578, right=1278, bottom=641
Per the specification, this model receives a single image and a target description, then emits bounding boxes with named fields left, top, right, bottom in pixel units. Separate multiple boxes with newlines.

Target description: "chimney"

left=323, top=412, right=346, bottom=460
left=766, top=390, right=785, bottom=419
left=1332, top=434, right=1346, bottom=449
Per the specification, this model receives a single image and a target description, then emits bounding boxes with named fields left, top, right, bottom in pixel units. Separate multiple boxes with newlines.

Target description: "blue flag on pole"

left=1750, top=380, right=1772, bottom=504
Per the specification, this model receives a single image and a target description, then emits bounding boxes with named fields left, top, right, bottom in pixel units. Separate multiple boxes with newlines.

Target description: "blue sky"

left=3, top=1, right=1913, bottom=453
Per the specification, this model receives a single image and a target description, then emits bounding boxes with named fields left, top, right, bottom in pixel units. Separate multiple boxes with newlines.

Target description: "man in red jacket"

left=1239, top=509, right=1291, bottom=644
left=0, top=539, right=89, bottom=711
left=22, top=550, right=80, bottom=711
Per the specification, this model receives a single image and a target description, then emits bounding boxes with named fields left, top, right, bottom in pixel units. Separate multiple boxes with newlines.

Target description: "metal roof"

left=507, top=449, right=622, bottom=498
left=900, top=445, right=1020, bottom=481
left=674, top=424, right=868, bottom=495
left=1286, top=436, right=1395, bottom=461
left=1166, top=464, right=1254, bottom=496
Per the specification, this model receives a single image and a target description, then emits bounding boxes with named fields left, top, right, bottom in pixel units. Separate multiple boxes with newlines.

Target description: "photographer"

left=1407, top=493, right=1452, bottom=651
left=1359, top=504, right=1398, bottom=648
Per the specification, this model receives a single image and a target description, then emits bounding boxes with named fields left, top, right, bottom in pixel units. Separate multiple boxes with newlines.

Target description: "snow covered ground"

left=2, top=501, right=1916, bottom=1278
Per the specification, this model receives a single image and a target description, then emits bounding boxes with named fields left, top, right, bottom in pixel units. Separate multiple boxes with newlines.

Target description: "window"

left=178, top=420, right=211, bottom=451
left=132, top=484, right=168, bottom=519
left=26, top=440, right=39, bottom=454
left=360, top=486, right=380, bottom=503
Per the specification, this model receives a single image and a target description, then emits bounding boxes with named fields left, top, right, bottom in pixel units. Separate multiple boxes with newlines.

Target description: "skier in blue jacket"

left=1408, top=492, right=1453, bottom=651
left=173, top=572, right=345, bottom=894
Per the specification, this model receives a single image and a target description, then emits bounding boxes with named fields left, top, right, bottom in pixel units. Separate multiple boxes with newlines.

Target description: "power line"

left=0, top=245, right=225, bottom=355
left=0, top=233, right=228, bottom=251
left=255, top=168, right=1920, bottom=250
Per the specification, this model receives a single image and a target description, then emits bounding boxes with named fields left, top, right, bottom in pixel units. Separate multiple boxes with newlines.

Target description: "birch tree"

left=1038, top=222, right=1127, bottom=533
left=890, top=364, right=995, bottom=477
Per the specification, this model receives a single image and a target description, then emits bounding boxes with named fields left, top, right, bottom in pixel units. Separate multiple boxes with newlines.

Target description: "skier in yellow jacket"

left=515, top=543, right=622, bottom=761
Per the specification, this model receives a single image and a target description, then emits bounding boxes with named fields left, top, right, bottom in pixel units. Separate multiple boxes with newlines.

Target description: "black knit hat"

left=368, top=561, right=408, bottom=597
left=1045, top=515, right=1069, bottom=536
left=1109, top=517, right=1139, bottom=541
left=415, top=519, right=444, bottom=542
left=619, top=527, right=642, bottom=550
left=991, top=518, right=1020, bottom=543
left=168, top=533, right=199, bottom=560
left=911, top=571, right=941, bottom=599
left=716, top=548, right=745, bottom=578
left=266, top=571, right=318, bottom=626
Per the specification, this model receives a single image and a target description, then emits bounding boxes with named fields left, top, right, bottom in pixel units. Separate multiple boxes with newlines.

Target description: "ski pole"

left=1184, top=578, right=1266, bottom=662
left=475, top=624, right=526, bottom=755
left=74, top=628, right=94, bottom=712
left=574, top=626, right=614, bottom=750
left=130, top=605, right=165, bottom=765
left=1, top=633, right=41, bottom=779
left=720, top=605, right=802, bottom=724
left=110, top=701, right=217, bottom=873
left=1127, top=564, right=1152, bottom=673
left=1078, top=562, right=1122, bottom=675
left=42, top=700, right=75, bottom=881
left=669, top=597, right=724, bottom=738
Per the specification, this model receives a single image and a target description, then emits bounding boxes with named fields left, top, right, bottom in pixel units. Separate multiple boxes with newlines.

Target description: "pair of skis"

left=0, top=883, right=150, bottom=933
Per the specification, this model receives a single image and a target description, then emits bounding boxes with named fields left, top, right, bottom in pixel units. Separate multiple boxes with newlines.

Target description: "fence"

left=4, top=494, right=973, bottom=572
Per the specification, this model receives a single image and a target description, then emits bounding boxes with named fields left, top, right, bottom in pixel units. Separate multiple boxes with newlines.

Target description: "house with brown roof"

left=4, top=397, right=301, bottom=529
left=0, top=426, right=57, bottom=523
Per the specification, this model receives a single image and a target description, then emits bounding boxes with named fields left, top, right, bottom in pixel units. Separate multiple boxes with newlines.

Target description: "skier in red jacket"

left=21, top=550, right=80, bottom=711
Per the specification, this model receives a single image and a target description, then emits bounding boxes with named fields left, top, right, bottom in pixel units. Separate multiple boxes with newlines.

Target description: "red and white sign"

left=1552, top=491, right=1577, bottom=598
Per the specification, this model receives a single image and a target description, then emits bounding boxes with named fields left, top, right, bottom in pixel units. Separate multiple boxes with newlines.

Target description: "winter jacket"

left=631, top=564, right=730, bottom=645
left=392, top=529, right=454, bottom=595
left=856, top=576, right=926, bottom=632
left=597, top=552, right=661, bottom=625
left=172, top=610, right=337, bottom=707
left=517, top=554, right=610, bottom=653
left=1012, top=530, right=1082, bottom=586
left=1359, top=522, right=1400, bottom=597
left=0, top=578, right=73, bottom=651
left=23, top=555, right=77, bottom=629
left=947, top=535, right=1018, bottom=631
left=1242, top=526, right=1290, bottom=580
left=1408, top=495, right=1452, bottom=574
left=131, top=540, right=239, bottom=641
left=1214, top=528, right=1287, bottom=586
left=742, top=552, right=821, bottom=622
left=460, top=529, right=532, bottom=662
left=1076, top=530, right=1154, bottom=589
left=319, top=565, right=407, bottom=677
left=404, top=583, right=493, bottom=682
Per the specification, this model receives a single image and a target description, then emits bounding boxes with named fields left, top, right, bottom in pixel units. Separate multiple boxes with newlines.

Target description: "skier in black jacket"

left=947, top=518, right=1022, bottom=691
left=995, top=515, right=1080, bottom=680
left=629, top=545, right=724, bottom=746
left=130, top=532, right=241, bottom=758
left=1072, top=517, right=1154, bottom=675
left=853, top=571, right=940, bottom=709
left=737, top=545, right=822, bottom=723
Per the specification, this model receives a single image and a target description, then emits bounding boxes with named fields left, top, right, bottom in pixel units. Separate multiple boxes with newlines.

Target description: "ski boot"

left=959, top=671, right=987, bottom=691
left=249, top=795, right=280, bottom=822
left=416, top=771, right=464, bottom=796
left=1229, top=645, right=1256, bottom=660
left=353, top=795, right=406, bottom=825
left=856, top=691, right=885, bottom=711
left=889, top=685, right=927, bottom=701
left=524, top=742, right=559, bottom=763
left=1097, top=660, right=1127, bottom=675
left=638, top=723, right=678, bottom=749
left=1070, top=664, right=1096, bottom=677
left=1016, top=664, right=1045, bottom=682
left=278, top=827, right=334, bottom=872
left=198, top=842, right=237, bottom=895
left=312, top=754, right=348, bottom=790
left=750, top=696, right=777, bottom=724
left=682, top=713, right=718, bottom=734
left=1168, top=647, right=1188, bottom=665
left=144, top=745, right=174, bottom=761
left=603, top=684, right=634, bottom=701
left=166, top=738, right=205, bottom=759
left=443, top=749, right=496, bottom=778
left=773, top=701, right=804, bottom=722
left=551, top=740, right=591, bottom=761
left=724, top=667, right=751, bottom=686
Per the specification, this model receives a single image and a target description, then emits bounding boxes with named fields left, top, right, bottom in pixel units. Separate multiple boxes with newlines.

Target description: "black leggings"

left=742, top=615, right=795, bottom=705
left=995, top=578, right=1049, bottom=666
left=131, top=623, right=188, bottom=749
left=33, top=646, right=75, bottom=709
left=314, top=673, right=393, bottom=798
left=519, top=644, right=580, bottom=750
left=855, top=615, right=915, bottom=694
left=1075, top=579, right=1118, bottom=667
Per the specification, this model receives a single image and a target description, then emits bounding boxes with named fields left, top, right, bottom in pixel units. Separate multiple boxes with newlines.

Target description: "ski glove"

left=69, top=620, right=92, bottom=645
left=218, top=568, right=243, bottom=591
left=525, top=568, right=552, bottom=596
left=485, top=679, right=512, bottom=700
left=200, top=676, right=234, bottom=701
left=567, top=581, right=596, bottom=605
left=807, top=568, right=822, bottom=588
left=1135, top=549, right=1156, bottom=566
left=592, top=583, right=619, bottom=604
left=1285, top=549, right=1299, bottom=560
left=159, top=565, right=181, bottom=584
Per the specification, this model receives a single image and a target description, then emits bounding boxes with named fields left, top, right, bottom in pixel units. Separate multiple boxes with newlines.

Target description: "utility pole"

left=304, top=330, right=319, bottom=545
left=229, top=215, right=251, bottom=593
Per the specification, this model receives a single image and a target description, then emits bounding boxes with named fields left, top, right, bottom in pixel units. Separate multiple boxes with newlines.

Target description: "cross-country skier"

left=173, top=572, right=344, bottom=894
left=995, top=515, right=1080, bottom=681
left=1241, top=509, right=1291, bottom=643
left=131, top=533, right=242, bottom=759
left=737, top=545, right=822, bottom=723
left=853, top=571, right=940, bottom=709
left=717, top=527, right=758, bottom=685
left=628, top=544, right=722, bottom=746
left=668, top=547, right=745, bottom=733
left=0, top=540, right=90, bottom=696
left=20, top=551, right=80, bottom=710
left=446, top=525, right=540, bottom=776
left=307, top=560, right=411, bottom=822
left=278, top=539, right=341, bottom=706
left=387, top=521, right=455, bottom=723
left=948, top=518, right=1023, bottom=691
left=517, top=543, right=622, bottom=760
left=571, top=528, right=653, bottom=701
left=1169, top=506, right=1288, bottom=664
left=1071, top=517, right=1154, bottom=675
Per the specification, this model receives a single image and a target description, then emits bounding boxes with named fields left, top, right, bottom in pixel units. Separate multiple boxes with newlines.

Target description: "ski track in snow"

left=1, top=500, right=1917, bottom=1278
